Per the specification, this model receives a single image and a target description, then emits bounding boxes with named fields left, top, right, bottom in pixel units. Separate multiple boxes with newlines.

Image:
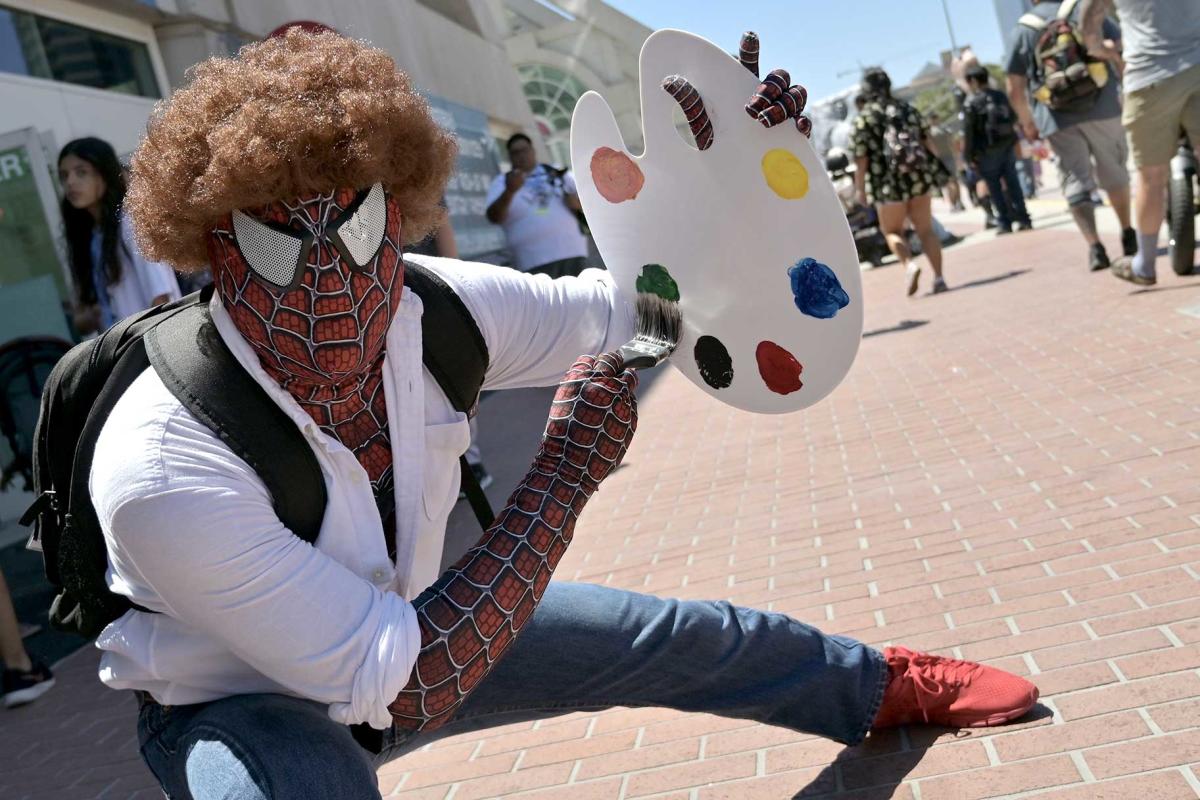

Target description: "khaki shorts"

left=1123, top=62, right=1200, bottom=168
left=1047, top=116, right=1130, bottom=207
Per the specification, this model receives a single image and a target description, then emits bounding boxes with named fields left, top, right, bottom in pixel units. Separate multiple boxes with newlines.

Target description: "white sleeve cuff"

left=327, top=593, right=421, bottom=730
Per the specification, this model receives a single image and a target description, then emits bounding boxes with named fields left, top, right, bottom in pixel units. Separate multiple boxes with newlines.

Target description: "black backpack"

left=20, top=261, right=493, bottom=639
left=971, top=90, right=1017, bottom=150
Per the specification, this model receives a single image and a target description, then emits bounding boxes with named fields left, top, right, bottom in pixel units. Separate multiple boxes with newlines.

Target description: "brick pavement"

left=1, top=201, right=1198, bottom=799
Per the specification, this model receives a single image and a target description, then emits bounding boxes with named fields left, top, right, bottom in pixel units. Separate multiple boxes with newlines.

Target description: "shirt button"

left=372, top=569, right=387, bottom=581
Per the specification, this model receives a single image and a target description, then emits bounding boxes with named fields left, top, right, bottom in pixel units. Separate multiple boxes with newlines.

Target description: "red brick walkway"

left=2, top=204, right=1198, bottom=799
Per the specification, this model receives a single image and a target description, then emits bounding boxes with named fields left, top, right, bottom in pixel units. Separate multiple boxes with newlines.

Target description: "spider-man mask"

left=208, top=184, right=404, bottom=387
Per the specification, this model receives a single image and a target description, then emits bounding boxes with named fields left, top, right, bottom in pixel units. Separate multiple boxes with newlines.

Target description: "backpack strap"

left=1057, top=0, right=1081, bottom=21
left=402, top=260, right=494, bottom=529
left=1018, top=12, right=1047, bottom=30
left=403, top=261, right=489, bottom=417
left=144, top=301, right=327, bottom=545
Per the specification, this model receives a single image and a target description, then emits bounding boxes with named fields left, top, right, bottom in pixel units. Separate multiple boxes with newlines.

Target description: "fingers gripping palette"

left=571, top=29, right=863, bottom=414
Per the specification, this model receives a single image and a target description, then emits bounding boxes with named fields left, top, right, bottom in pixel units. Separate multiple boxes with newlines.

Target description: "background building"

left=0, top=0, right=650, bottom=343
left=993, top=0, right=1032, bottom=48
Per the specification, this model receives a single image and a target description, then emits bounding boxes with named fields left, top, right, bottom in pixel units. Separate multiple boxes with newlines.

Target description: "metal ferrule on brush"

left=618, top=292, right=682, bottom=370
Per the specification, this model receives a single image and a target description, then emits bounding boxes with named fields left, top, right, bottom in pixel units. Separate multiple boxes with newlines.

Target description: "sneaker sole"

left=906, top=268, right=921, bottom=297
left=3, top=677, right=55, bottom=708
left=945, top=689, right=1040, bottom=728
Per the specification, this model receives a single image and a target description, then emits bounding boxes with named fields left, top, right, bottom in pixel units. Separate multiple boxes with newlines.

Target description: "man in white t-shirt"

left=485, top=133, right=589, bottom=277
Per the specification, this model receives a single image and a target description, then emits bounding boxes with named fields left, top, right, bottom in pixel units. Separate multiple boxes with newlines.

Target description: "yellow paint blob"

left=761, top=148, right=809, bottom=199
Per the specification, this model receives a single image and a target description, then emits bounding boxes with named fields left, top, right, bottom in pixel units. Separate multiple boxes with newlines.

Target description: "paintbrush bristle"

left=618, top=293, right=682, bottom=370
left=635, top=292, right=682, bottom=349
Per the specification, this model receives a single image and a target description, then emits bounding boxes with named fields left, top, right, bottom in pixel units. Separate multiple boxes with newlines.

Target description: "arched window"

left=517, top=64, right=588, bottom=168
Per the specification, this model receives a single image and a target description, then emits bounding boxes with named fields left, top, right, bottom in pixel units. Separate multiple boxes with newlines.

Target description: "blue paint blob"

left=788, top=257, right=850, bottom=319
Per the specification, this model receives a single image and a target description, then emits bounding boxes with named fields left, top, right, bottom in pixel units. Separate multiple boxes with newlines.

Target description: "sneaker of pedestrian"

left=871, top=646, right=1039, bottom=729
left=1016, top=220, right=1033, bottom=232
left=2, top=661, right=56, bottom=709
left=905, top=263, right=921, bottom=297
left=1109, top=256, right=1156, bottom=287
left=931, top=277, right=949, bottom=294
left=1121, top=227, right=1138, bottom=257
left=458, top=461, right=495, bottom=500
left=996, top=226, right=1013, bottom=236
left=984, top=216, right=997, bottom=230
left=1088, top=242, right=1110, bottom=272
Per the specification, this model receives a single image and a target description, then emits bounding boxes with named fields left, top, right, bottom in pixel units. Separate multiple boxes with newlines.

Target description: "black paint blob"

left=694, top=335, right=734, bottom=389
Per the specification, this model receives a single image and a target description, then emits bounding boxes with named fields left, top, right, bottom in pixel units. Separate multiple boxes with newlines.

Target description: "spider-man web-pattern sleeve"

left=389, top=353, right=637, bottom=732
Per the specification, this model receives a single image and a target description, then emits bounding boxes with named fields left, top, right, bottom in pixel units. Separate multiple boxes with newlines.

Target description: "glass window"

left=517, top=63, right=588, bottom=169
left=0, top=5, right=160, bottom=98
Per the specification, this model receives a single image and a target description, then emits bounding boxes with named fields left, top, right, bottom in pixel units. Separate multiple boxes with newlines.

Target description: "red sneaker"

left=871, top=646, right=1039, bottom=729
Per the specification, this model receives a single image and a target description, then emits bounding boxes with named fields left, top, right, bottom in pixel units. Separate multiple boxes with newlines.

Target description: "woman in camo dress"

left=852, top=67, right=950, bottom=297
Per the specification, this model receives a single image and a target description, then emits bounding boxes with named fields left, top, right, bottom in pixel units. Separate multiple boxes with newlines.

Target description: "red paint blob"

left=591, top=147, right=645, bottom=203
left=756, top=341, right=803, bottom=395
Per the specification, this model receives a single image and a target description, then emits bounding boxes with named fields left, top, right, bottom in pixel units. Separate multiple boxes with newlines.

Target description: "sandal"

left=1110, top=256, right=1155, bottom=287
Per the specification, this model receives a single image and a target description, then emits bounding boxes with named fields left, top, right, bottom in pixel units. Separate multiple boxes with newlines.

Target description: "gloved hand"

left=535, top=352, right=638, bottom=494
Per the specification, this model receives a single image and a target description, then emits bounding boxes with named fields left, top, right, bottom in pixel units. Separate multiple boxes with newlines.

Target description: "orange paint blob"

left=591, top=147, right=645, bottom=203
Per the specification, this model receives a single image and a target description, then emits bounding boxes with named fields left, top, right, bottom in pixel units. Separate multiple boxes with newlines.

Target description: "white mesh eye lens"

left=232, top=210, right=305, bottom=288
left=333, top=183, right=387, bottom=268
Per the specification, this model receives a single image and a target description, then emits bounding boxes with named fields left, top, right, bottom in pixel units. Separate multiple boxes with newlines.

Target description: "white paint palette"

left=571, top=29, right=863, bottom=414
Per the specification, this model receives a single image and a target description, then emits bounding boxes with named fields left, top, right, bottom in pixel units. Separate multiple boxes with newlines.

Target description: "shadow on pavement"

left=863, top=319, right=929, bottom=339
left=952, top=268, right=1031, bottom=292
left=1129, top=282, right=1200, bottom=295
left=791, top=704, right=1054, bottom=798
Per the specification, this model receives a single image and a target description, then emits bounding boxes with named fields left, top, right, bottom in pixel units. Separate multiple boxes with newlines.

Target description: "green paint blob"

left=636, top=264, right=680, bottom=302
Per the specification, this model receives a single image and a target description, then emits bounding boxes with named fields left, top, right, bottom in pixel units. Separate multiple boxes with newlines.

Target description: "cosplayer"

left=88, top=30, right=1040, bottom=798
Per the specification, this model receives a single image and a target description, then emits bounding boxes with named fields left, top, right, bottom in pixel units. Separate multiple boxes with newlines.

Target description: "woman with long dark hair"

left=58, top=137, right=180, bottom=333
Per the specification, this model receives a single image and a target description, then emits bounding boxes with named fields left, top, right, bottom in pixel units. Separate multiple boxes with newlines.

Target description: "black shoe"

left=1017, top=221, right=1033, bottom=231
left=1121, top=227, right=1138, bottom=257
left=1089, top=242, right=1110, bottom=271
left=458, top=462, right=494, bottom=500
left=996, top=227, right=1013, bottom=236
left=984, top=217, right=997, bottom=230
left=2, top=662, right=55, bottom=708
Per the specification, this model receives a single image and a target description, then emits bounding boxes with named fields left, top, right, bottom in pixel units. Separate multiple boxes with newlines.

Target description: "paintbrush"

left=618, top=292, right=682, bottom=370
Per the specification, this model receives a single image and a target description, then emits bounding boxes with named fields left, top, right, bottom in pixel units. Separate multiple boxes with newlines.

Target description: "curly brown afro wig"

left=127, top=29, right=456, bottom=270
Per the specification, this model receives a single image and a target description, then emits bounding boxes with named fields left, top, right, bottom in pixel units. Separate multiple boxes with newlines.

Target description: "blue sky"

left=603, top=0, right=1009, bottom=102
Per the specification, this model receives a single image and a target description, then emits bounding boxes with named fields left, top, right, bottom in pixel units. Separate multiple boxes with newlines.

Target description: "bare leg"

left=908, top=194, right=943, bottom=278
left=877, top=201, right=912, bottom=267
left=1106, top=184, right=1133, bottom=231
left=0, top=569, right=33, bottom=672
left=945, top=179, right=962, bottom=209
left=1135, top=165, right=1168, bottom=236
left=1070, top=202, right=1100, bottom=246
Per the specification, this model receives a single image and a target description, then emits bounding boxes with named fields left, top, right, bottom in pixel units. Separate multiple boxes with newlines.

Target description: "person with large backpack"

left=1005, top=0, right=1136, bottom=271
left=23, top=29, right=1037, bottom=799
left=851, top=67, right=951, bottom=297
left=1079, top=0, right=1200, bottom=286
left=962, top=65, right=1034, bottom=235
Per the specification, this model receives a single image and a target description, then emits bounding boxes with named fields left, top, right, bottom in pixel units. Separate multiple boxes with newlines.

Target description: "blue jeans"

left=978, top=147, right=1031, bottom=231
left=136, top=582, right=887, bottom=799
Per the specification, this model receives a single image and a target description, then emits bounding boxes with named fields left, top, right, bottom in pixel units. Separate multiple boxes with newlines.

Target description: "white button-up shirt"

left=89, top=256, right=633, bottom=730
